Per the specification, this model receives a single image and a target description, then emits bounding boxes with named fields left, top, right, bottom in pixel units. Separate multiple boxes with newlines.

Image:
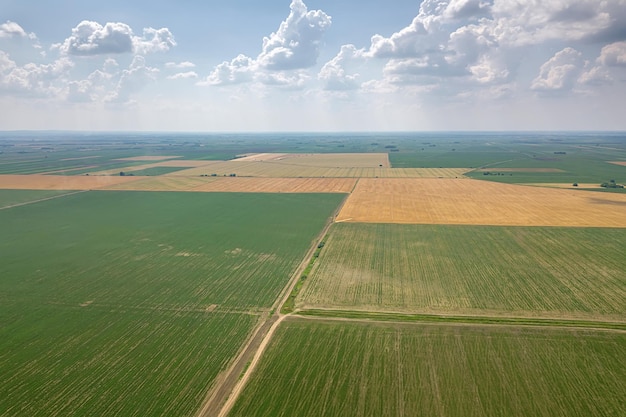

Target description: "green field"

left=229, top=318, right=626, bottom=417
left=298, top=223, right=626, bottom=320
left=118, top=166, right=190, bottom=176
left=0, top=191, right=343, bottom=416
left=0, top=189, right=76, bottom=208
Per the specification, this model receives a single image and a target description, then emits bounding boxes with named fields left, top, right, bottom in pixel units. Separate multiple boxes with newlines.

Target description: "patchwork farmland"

left=0, top=132, right=624, bottom=417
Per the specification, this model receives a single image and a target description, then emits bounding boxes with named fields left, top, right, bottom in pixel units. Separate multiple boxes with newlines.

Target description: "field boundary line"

left=0, top=190, right=88, bottom=210
left=294, top=309, right=626, bottom=332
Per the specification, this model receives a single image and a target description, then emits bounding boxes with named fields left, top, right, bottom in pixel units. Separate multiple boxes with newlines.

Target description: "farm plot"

left=336, top=178, right=626, bottom=227
left=0, top=174, right=142, bottom=190
left=88, top=160, right=214, bottom=175
left=229, top=318, right=626, bottom=417
left=170, top=161, right=467, bottom=178
left=191, top=177, right=357, bottom=193
left=0, top=191, right=343, bottom=416
left=0, top=189, right=75, bottom=208
left=101, top=175, right=218, bottom=191
left=298, top=223, right=626, bottom=320
left=235, top=153, right=391, bottom=168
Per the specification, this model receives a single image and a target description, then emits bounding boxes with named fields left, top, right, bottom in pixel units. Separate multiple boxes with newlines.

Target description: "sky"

left=1, top=0, right=626, bottom=132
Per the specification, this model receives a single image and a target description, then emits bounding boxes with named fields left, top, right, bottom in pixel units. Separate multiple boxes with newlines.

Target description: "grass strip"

left=296, top=309, right=626, bottom=331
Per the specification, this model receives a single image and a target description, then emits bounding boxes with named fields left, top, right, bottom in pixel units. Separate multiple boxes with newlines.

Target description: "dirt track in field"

left=337, top=178, right=626, bottom=227
left=0, top=174, right=143, bottom=190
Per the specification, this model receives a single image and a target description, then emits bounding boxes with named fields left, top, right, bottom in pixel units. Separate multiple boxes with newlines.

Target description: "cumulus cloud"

left=318, top=44, right=362, bottom=90
left=201, top=54, right=256, bottom=86
left=106, top=55, right=158, bottom=102
left=202, top=0, right=331, bottom=87
left=167, top=71, right=198, bottom=80
left=134, top=27, right=176, bottom=55
left=0, top=21, right=31, bottom=38
left=165, top=61, right=196, bottom=69
left=257, top=0, right=331, bottom=70
left=531, top=47, right=584, bottom=92
left=57, top=20, right=175, bottom=56
left=597, top=41, right=626, bottom=67
left=0, top=54, right=73, bottom=97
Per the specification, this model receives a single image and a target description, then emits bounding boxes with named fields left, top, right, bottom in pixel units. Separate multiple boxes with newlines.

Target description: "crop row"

left=230, top=318, right=626, bottom=417
left=299, top=223, right=626, bottom=320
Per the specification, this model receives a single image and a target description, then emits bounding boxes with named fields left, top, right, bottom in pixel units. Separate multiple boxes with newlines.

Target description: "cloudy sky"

left=1, top=0, right=626, bottom=131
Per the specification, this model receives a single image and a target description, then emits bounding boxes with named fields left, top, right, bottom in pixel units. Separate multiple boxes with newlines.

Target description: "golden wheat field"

left=0, top=175, right=143, bottom=190
left=100, top=176, right=218, bottom=191
left=234, top=153, right=390, bottom=167
left=336, top=178, right=626, bottom=227
left=169, top=161, right=467, bottom=178
left=191, top=177, right=357, bottom=193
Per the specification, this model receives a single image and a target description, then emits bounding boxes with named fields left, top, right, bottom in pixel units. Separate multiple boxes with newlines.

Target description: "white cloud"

left=318, top=44, right=363, bottom=91
left=597, top=41, right=626, bottom=67
left=165, top=61, right=196, bottom=69
left=0, top=21, right=30, bottom=38
left=57, top=21, right=175, bottom=56
left=257, top=0, right=331, bottom=70
left=134, top=27, right=176, bottom=55
left=167, top=71, right=198, bottom=80
left=578, top=65, right=612, bottom=86
left=0, top=55, right=73, bottom=97
left=200, top=54, right=256, bottom=86
left=202, top=0, right=331, bottom=87
left=531, top=47, right=584, bottom=92
left=106, top=55, right=158, bottom=102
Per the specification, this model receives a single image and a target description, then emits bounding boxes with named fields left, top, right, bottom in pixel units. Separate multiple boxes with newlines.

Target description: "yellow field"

left=336, top=178, right=626, bottom=227
left=169, top=161, right=467, bottom=178
left=100, top=177, right=356, bottom=193
left=191, top=177, right=357, bottom=193
left=233, top=153, right=390, bottom=167
left=100, top=176, right=217, bottom=191
left=0, top=175, right=143, bottom=190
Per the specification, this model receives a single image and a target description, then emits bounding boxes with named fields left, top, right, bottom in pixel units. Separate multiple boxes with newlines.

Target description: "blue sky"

left=1, top=0, right=626, bottom=131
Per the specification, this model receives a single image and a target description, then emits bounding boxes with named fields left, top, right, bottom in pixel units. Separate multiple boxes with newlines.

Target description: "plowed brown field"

left=0, top=175, right=143, bottom=190
left=336, top=178, right=626, bottom=227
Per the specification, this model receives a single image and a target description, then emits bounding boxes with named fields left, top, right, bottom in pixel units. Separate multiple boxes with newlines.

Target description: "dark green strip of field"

left=229, top=318, right=626, bottom=417
left=299, top=223, right=626, bottom=320
left=0, top=191, right=343, bottom=416
left=0, top=189, right=76, bottom=209
left=117, top=166, right=189, bottom=176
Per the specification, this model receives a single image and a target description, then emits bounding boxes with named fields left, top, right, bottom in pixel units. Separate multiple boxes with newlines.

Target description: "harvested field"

left=191, top=177, right=357, bottom=193
left=229, top=319, right=626, bottom=417
left=101, top=176, right=217, bottom=191
left=298, top=223, right=626, bottom=319
left=170, top=161, right=467, bottom=178
left=608, top=161, right=626, bottom=167
left=0, top=174, right=142, bottom=190
left=337, top=178, right=626, bottom=227
left=234, top=153, right=288, bottom=162
left=115, top=156, right=181, bottom=161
